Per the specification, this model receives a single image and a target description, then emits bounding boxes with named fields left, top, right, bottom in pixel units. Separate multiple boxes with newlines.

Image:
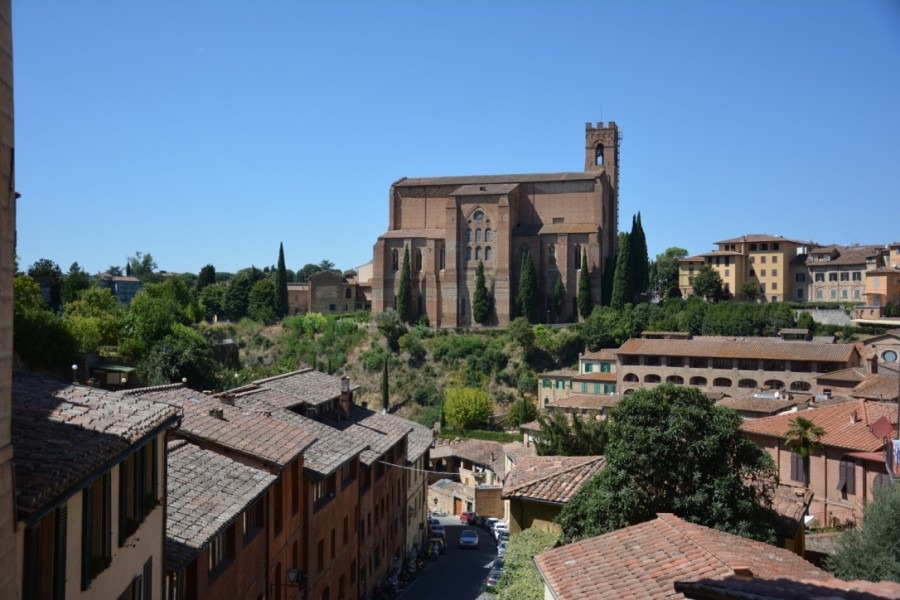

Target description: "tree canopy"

left=472, top=260, right=491, bottom=325
left=516, top=250, right=539, bottom=323
left=577, top=249, right=592, bottom=320
left=649, top=247, right=688, bottom=299
left=556, top=385, right=778, bottom=544
left=535, top=411, right=607, bottom=456
left=827, top=480, right=900, bottom=583
left=692, top=264, right=725, bottom=301
left=275, top=243, right=289, bottom=319
left=443, top=387, right=493, bottom=429
left=610, top=232, right=632, bottom=310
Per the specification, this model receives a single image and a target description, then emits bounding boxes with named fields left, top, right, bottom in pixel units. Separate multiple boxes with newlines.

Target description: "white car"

left=492, top=523, right=509, bottom=540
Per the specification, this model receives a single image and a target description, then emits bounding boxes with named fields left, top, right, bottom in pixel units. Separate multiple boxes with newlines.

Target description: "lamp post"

left=71, top=364, right=78, bottom=384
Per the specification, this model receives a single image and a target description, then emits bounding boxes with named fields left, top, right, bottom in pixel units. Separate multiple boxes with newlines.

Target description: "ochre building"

left=373, top=122, right=620, bottom=327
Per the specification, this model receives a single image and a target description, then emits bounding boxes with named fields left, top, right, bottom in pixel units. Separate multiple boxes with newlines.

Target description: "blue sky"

left=12, top=1, right=900, bottom=276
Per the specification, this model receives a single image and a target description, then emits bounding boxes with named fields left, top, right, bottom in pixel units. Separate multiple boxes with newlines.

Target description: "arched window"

left=465, top=247, right=472, bottom=261
left=713, top=378, right=732, bottom=388
left=485, top=246, right=492, bottom=261
left=465, top=229, right=472, bottom=242
left=573, top=244, right=582, bottom=267
left=485, top=228, right=492, bottom=242
left=439, top=246, right=445, bottom=270
left=764, top=379, right=785, bottom=390
left=623, top=373, right=638, bottom=383
left=689, top=376, right=707, bottom=386
left=475, top=247, right=481, bottom=261
left=475, top=229, right=482, bottom=242
left=738, top=379, right=757, bottom=389
left=644, top=374, right=661, bottom=383
left=595, top=144, right=604, bottom=166
left=415, top=249, right=423, bottom=272
left=790, top=381, right=811, bottom=391
left=391, top=249, right=399, bottom=272
left=548, top=244, right=556, bottom=265
left=666, top=375, right=684, bottom=385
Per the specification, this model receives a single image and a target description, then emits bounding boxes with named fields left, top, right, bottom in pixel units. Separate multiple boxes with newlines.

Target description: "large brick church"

left=372, top=122, right=620, bottom=327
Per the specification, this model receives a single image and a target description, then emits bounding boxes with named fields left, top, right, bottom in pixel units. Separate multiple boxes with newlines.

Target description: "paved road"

left=398, top=516, right=499, bottom=600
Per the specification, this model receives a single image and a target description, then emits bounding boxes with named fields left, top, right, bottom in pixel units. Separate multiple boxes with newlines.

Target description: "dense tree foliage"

left=443, top=387, right=493, bottom=428
left=494, top=528, right=559, bottom=600
left=472, top=260, right=491, bottom=325
left=557, top=385, right=778, bottom=544
left=381, top=355, right=390, bottom=410
left=629, top=213, right=649, bottom=299
left=61, top=261, right=92, bottom=305
left=692, top=264, right=724, bottom=301
left=516, top=250, right=539, bottom=323
left=577, top=249, right=592, bottom=320
left=13, top=275, right=77, bottom=370
left=197, top=264, right=217, bottom=290
left=397, top=246, right=413, bottom=324
left=27, top=258, right=63, bottom=311
left=248, top=278, right=277, bottom=324
left=610, top=232, right=632, bottom=310
left=223, top=270, right=254, bottom=320
left=126, top=251, right=160, bottom=283
left=797, top=311, right=815, bottom=331
left=63, top=287, right=122, bottom=353
left=649, top=247, right=688, bottom=299
left=275, top=243, right=289, bottom=319
left=553, top=278, right=565, bottom=322
left=828, top=481, right=900, bottom=582
left=375, top=308, right=407, bottom=352
left=535, top=411, right=607, bottom=456
left=505, top=395, right=536, bottom=428
left=137, top=323, right=217, bottom=389
left=119, top=278, right=197, bottom=359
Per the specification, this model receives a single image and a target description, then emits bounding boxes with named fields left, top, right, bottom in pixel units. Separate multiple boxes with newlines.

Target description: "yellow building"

left=679, top=234, right=815, bottom=302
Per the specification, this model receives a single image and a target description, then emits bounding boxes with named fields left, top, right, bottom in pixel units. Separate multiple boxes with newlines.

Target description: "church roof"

left=392, top=171, right=599, bottom=187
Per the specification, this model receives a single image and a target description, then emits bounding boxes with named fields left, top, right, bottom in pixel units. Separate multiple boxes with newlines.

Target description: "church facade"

left=372, top=122, right=620, bottom=327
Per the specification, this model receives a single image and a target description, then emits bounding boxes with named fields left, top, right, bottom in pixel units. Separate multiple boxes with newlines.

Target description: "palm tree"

left=785, top=416, right=825, bottom=487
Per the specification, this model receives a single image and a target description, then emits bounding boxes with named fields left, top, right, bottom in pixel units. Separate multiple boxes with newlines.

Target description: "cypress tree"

left=601, top=252, right=616, bottom=306
left=397, top=246, right=413, bottom=323
left=275, top=242, right=289, bottom=318
left=630, top=213, right=649, bottom=301
left=472, top=260, right=491, bottom=324
left=516, top=250, right=539, bottom=323
left=553, top=278, right=566, bottom=322
left=610, top=232, right=632, bottom=310
left=381, top=356, right=389, bottom=410
left=577, top=249, right=592, bottom=320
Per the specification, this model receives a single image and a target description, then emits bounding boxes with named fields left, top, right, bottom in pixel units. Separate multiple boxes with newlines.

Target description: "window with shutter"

left=82, top=474, right=113, bottom=590
left=837, top=457, right=856, bottom=495
left=790, top=452, right=806, bottom=483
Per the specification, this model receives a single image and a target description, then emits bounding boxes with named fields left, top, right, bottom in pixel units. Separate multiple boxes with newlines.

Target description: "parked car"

left=484, top=568, right=503, bottom=590
left=497, top=540, right=509, bottom=557
left=430, top=509, right=447, bottom=517
left=458, top=529, right=480, bottom=549
left=492, top=522, right=509, bottom=540
left=491, top=557, right=504, bottom=571
left=496, top=530, right=509, bottom=543
left=483, top=517, right=499, bottom=531
left=460, top=511, right=478, bottom=524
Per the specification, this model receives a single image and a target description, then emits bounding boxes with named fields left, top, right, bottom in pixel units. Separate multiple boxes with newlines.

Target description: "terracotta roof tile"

left=617, top=337, right=857, bottom=362
left=245, top=368, right=359, bottom=407
left=850, top=373, right=900, bottom=401
left=166, top=440, right=275, bottom=571
left=502, top=441, right=536, bottom=465
left=534, top=514, right=832, bottom=600
left=581, top=349, right=617, bottom=361
left=716, top=394, right=797, bottom=415
left=429, top=439, right=506, bottom=477
left=740, top=400, right=897, bottom=452
left=547, top=395, right=620, bottom=410
left=715, top=234, right=813, bottom=245
left=675, top=575, right=900, bottom=599
left=540, top=368, right=578, bottom=378
left=13, top=372, right=180, bottom=520
left=502, top=455, right=604, bottom=504
left=572, top=372, right=617, bottom=383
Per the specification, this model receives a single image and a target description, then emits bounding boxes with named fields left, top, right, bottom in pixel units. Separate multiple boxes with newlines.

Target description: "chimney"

left=340, top=376, right=352, bottom=420
left=732, top=565, right=753, bottom=580
left=220, top=395, right=235, bottom=406
left=850, top=410, right=859, bottom=425
left=208, top=408, right=225, bottom=420
left=868, top=353, right=878, bottom=375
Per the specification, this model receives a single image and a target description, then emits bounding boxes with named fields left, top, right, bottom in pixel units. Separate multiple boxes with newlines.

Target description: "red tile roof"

left=502, top=455, right=604, bottom=504
left=534, top=514, right=832, bottom=600
left=572, top=372, right=617, bottom=383
left=581, top=349, right=617, bottom=361
left=617, top=337, right=858, bottom=362
left=740, top=400, right=898, bottom=452
left=547, top=395, right=620, bottom=410
left=850, top=373, right=900, bottom=401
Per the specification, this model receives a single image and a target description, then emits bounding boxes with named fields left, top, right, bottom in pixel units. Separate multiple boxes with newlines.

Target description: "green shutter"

left=54, top=506, right=67, bottom=600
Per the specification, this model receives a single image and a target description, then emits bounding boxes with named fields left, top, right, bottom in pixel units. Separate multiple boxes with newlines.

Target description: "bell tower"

left=585, top=121, right=619, bottom=172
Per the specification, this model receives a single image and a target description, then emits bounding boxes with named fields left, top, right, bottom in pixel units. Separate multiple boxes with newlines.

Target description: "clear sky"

left=12, top=1, right=900, bottom=276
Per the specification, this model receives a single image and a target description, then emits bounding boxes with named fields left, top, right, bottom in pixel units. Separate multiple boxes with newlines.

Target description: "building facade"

left=0, top=1, right=15, bottom=595
left=373, top=122, right=620, bottom=327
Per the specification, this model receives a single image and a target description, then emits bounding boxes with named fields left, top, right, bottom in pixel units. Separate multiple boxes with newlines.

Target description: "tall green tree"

left=197, top=264, right=217, bottom=291
left=397, top=246, right=413, bottom=324
left=557, top=385, right=778, bottom=544
left=629, top=212, right=649, bottom=299
left=472, top=260, right=491, bottom=324
left=827, top=481, right=900, bottom=582
left=63, top=287, right=122, bottom=352
left=692, top=264, right=724, bottom=301
left=223, top=271, right=253, bottom=321
left=577, top=249, right=592, bottom=320
left=609, top=232, right=632, bottom=310
left=14, top=275, right=77, bottom=370
left=785, top=416, right=825, bottom=488
left=381, top=355, right=390, bottom=410
left=443, top=387, right=493, bottom=428
left=248, top=278, right=277, bottom=324
left=516, top=250, right=539, bottom=323
left=553, top=278, right=566, bottom=322
left=535, top=411, right=607, bottom=456
left=61, top=261, right=92, bottom=305
left=126, top=251, right=160, bottom=283
left=649, top=247, right=688, bottom=299
left=275, top=243, right=289, bottom=318
left=27, top=258, right=63, bottom=311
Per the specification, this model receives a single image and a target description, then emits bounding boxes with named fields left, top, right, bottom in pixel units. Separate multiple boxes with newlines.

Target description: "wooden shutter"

left=845, top=459, right=856, bottom=495
left=119, top=460, right=128, bottom=547
left=81, top=487, right=92, bottom=590
left=54, top=506, right=67, bottom=600
left=103, top=473, right=112, bottom=558
left=23, top=524, right=39, bottom=600
left=143, top=556, right=153, bottom=600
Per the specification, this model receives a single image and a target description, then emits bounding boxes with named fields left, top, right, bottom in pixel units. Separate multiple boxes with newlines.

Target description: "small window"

left=485, top=228, right=492, bottom=242
left=485, top=246, right=492, bottom=261
left=439, top=246, right=445, bottom=270
left=595, top=144, right=604, bottom=165
left=466, top=229, right=472, bottom=243
left=790, top=452, right=806, bottom=484
left=416, top=250, right=423, bottom=272
left=475, top=229, right=482, bottom=243
left=760, top=256, right=767, bottom=264
left=882, top=350, right=898, bottom=363
left=475, top=247, right=481, bottom=261
left=473, top=210, right=484, bottom=222
left=542, top=379, right=551, bottom=388
left=465, top=247, right=472, bottom=261
left=391, top=249, right=399, bottom=272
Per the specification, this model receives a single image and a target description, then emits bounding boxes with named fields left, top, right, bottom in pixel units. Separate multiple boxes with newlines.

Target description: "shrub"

left=444, top=387, right=493, bottom=428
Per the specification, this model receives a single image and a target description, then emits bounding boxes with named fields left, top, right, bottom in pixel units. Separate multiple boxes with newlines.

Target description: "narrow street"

left=399, top=516, right=499, bottom=600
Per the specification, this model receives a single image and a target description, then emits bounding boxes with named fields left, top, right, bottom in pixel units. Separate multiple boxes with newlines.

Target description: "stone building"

left=0, top=1, right=16, bottom=593
left=373, top=122, right=620, bottom=327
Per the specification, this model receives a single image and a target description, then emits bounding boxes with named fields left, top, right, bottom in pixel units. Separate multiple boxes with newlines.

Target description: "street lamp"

left=71, top=364, right=78, bottom=384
